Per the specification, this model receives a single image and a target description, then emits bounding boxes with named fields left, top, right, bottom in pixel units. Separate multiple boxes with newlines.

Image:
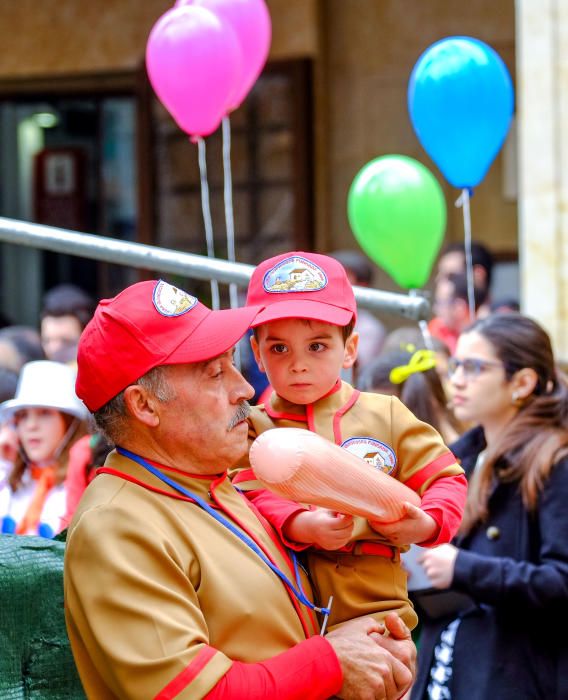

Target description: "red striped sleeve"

left=204, top=636, right=342, bottom=700
left=245, top=489, right=310, bottom=545
left=154, top=646, right=217, bottom=700
left=418, top=473, right=468, bottom=547
left=402, top=451, right=458, bottom=492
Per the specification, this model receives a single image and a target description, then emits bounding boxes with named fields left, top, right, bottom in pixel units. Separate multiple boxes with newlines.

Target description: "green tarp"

left=0, top=534, right=85, bottom=699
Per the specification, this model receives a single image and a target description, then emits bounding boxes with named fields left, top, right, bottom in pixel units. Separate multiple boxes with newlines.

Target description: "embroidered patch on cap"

left=262, top=255, right=328, bottom=294
left=153, top=280, right=198, bottom=317
left=341, top=437, right=397, bottom=475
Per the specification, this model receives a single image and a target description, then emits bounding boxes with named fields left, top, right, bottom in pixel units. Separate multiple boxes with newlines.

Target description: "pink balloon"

left=146, top=6, right=242, bottom=138
left=176, top=0, right=272, bottom=110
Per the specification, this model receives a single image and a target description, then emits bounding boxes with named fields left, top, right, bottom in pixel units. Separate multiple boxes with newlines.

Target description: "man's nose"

left=229, top=363, right=255, bottom=401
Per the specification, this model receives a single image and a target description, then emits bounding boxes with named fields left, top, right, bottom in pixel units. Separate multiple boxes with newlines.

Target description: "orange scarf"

left=16, top=464, right=57, bottom=535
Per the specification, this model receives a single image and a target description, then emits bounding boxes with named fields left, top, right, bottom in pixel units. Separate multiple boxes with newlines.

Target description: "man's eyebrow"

left=201, top=350, right=234, bottom=367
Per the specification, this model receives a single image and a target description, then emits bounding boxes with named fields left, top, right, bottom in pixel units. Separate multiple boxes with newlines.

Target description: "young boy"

left=233, top=251, right=467, bottom=630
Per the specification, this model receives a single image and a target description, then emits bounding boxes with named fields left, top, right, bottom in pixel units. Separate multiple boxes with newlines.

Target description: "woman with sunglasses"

left=411, top=313, right=568, bottom=700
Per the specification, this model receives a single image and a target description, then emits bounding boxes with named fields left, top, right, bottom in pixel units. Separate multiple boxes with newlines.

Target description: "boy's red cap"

left=76, top=280, right=260, bottom=412
left=246, top=251, right=357, bottom=328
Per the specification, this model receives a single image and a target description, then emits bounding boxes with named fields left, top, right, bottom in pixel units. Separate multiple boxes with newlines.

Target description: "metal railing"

left=0, top=217, right=430, bottom=321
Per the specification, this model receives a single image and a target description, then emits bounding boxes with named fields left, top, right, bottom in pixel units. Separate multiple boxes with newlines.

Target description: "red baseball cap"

left=76, top=280, right=260, bottom=412
left=246, top=251, right=357, bottom=328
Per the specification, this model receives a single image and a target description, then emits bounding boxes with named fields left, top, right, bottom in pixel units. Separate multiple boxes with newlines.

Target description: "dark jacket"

left=412, top=426, right=568, bottom=700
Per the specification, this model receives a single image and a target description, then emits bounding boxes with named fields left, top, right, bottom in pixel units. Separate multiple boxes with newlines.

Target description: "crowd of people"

left=0, top=242, right=566, bottom=699
left=0, top=284, right=111, bottom=538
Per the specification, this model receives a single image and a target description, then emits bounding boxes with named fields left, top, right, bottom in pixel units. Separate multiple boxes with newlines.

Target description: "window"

left=0, top=88, right=139, bottom=324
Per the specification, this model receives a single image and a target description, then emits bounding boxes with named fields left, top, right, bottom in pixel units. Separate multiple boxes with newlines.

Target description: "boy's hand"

left=369, top=502, right=438, bottom=546
left=284, top=509, right=354, bottom=550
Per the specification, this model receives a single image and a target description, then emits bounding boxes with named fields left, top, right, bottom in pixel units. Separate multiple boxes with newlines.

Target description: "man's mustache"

left=227, top=401, right=251, bottom=430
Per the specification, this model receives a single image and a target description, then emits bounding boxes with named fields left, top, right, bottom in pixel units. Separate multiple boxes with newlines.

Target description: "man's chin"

left=227, top=436, right=249, bottom=469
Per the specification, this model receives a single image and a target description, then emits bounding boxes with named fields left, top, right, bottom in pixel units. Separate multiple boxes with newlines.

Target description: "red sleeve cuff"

left=418, top=474, right=468, bottom=547
left=205, top=636, right=342, bottom=700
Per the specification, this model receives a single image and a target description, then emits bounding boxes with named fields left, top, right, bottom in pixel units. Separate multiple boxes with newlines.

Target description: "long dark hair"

left=460, top=313, right=568, bottom=534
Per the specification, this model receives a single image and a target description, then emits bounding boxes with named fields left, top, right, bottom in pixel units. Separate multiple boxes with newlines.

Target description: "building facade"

left=0, top=0, right=564, bottom=356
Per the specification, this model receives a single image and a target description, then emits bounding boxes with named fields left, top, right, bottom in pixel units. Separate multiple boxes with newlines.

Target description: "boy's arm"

left=370, top=396, right=467, bottom=547
left=247, top=489, right=354, bottom=551
left=231, top=415, right=317, bottom=550
left=245, top=488, right=312, bottom=550
left=371, top=473, right=467, bottom=546
left=413, top=473, right=468, bottom=546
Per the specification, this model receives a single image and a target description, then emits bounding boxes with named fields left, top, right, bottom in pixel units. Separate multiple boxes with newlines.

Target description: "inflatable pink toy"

left=249, top=428, right=420, bottom=522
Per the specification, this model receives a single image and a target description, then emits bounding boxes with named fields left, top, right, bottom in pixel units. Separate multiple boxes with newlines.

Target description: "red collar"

left=125, top=453, right=226, bottom=481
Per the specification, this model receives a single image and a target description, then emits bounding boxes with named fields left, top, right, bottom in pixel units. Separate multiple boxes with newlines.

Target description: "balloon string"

left=222, top=116, right=240, bottom=369
left=455, top=188, right=475, bottom=319
left=222, top=117, right=238, bottom=309
left=409, top=289, right=434, bottom=351
left=197, top=137, right=221, bottom=310
left=418, top=320, right=434, bottom=351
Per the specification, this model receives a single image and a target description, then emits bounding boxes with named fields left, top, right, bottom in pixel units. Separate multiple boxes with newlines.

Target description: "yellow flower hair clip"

left=389, top=349, right=437, bottom=385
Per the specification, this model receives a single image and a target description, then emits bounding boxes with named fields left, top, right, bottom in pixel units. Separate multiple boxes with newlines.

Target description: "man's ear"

left=123, top=385, right=160, bottom=427
left=249, top=334, right=266, bottom=373
left=343, top=331, right=359, bottom=369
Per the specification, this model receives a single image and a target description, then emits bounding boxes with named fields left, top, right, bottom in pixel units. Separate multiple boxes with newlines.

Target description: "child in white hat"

left=0, top=360, right=89, bottom=537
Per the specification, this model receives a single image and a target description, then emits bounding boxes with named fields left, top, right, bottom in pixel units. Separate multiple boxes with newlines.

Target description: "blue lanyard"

left=115, top=447, right=331, bottom=620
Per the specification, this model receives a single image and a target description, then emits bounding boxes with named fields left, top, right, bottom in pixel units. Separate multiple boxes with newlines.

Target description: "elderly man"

left=64, top=279, right=415, bottom=699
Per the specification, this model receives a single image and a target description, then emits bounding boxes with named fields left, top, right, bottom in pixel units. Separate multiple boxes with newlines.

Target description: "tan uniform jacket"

left=233, top=382, right=464, bottom=629
left=64, top=451, right=319, bottom=699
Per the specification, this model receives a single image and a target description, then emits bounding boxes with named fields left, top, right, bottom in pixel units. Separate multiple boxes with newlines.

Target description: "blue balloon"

left=408, top=36, right=514, bottom=189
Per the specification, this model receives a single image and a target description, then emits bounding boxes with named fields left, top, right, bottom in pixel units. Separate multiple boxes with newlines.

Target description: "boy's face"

left=250, top=318, right=358, bottom=405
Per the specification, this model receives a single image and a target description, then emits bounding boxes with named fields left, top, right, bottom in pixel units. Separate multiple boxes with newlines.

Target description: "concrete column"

left=516, top=0, right=568, bottom=359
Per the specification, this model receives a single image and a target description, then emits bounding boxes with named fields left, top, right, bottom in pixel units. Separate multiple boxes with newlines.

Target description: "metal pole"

left=0, top=217, right=430, bottom=321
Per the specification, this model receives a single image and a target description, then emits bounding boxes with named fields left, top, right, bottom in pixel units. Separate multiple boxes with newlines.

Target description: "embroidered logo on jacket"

left=341, top=437, right=397, bottom=475
left=153, top=280, right=198, bottom=317
left=262, top=256, right=327, bottom=293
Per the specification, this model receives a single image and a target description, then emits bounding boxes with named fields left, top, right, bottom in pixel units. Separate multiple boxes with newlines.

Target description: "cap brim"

left=250, top=300, right=354, bottom=328
left=165, top=304, right=262, bottom=365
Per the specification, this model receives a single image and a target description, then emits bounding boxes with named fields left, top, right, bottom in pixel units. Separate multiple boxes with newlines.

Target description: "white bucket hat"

left=0, top=360, right=88, bottom=422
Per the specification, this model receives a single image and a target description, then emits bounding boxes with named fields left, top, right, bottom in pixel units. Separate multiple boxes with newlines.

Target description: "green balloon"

left=347, top=155, right=447, bottom=289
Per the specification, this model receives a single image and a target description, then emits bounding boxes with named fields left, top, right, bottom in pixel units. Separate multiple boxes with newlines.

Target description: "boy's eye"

left=270, top=344, right=287, bottom=354
left=309, top=342, right=326, bottom=352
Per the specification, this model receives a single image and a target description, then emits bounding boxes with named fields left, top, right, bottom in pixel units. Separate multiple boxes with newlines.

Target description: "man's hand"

left=326, top=616, right=415, bottom=700
left=284, top=509, right=354, bottom=550
left=419, top=543, right=458, bottom=589
left=370, top=502, right=437, bottom=547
